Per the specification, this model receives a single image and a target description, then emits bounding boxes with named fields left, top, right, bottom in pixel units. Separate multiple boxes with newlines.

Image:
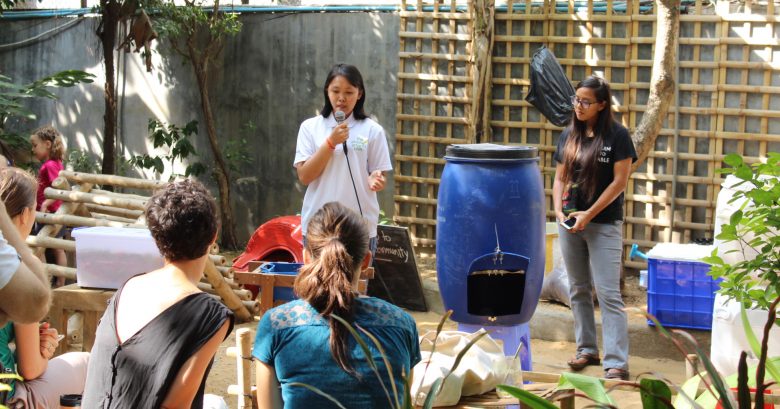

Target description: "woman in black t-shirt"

left=552, top=76, right=637, bottom=381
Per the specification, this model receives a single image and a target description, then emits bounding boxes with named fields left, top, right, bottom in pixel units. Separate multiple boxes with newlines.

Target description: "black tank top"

left=82, top=287, right=234, bottom=409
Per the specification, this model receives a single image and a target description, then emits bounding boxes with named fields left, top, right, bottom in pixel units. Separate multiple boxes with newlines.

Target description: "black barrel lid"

left=445, top=143, right=538, bottom=159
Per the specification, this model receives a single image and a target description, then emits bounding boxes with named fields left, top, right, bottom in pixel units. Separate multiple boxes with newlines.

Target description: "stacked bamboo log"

left=31, top=171, right=255, bottom=321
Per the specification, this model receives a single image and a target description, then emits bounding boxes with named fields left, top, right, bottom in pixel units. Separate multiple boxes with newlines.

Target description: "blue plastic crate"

left=260, top=262, right=302, bottom=301
left=647, top=257, right=721, bottom=330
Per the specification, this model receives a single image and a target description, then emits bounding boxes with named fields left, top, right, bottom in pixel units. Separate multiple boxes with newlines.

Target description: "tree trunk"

left=631, top=0, right=680, bottom=171
left=190, top=56, right=238, bottom=250
left=470, top=0, right=495, bottom=143
left=99, top=0, right=120, bottom=177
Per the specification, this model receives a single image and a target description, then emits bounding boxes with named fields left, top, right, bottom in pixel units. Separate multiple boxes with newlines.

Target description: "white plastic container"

left=72, top=227, right=164, bottom=289
left=639, top=270, right=648, bottom=288
left=711, top=175, right=779, bottom=375
left=710, top=293, right=780, bottom=376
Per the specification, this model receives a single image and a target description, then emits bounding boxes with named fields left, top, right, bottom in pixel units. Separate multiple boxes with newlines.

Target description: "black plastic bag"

left=525, top=46, right=576, bottom=127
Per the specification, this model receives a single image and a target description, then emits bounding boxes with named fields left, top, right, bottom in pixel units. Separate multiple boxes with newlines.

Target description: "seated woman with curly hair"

left=82, top=179, right=234, bottom=409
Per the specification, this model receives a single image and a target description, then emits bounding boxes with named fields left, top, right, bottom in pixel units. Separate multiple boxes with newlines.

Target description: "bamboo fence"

left=394, top=0, right=780, bottom=269
left=31, top=171, right=255, bottom=321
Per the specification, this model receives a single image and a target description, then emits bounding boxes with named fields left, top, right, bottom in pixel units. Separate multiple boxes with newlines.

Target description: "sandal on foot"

left=567, top=353, right=601, bottom=371
left=604, top=368, right=629, bottom=380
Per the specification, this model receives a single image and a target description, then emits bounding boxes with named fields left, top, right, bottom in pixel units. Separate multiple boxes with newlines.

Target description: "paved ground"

left=206, top=310, right=689, bottom=408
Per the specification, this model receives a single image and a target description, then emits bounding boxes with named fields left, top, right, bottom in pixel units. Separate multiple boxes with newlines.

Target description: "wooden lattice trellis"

left=395, top=0, right=474, bottom=252
left=394, top=0, right=780, bottom=270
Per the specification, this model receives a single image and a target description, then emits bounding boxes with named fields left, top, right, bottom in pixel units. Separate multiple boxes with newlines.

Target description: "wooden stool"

left=48, top=284, right=114, bottom=355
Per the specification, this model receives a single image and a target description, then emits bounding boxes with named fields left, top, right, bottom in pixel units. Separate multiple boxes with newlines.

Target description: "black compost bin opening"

left=467, top=270, right=526, bottom=316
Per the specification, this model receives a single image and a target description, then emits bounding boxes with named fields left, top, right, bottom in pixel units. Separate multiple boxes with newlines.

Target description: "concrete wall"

left=0, top=11, right=400, bottom=243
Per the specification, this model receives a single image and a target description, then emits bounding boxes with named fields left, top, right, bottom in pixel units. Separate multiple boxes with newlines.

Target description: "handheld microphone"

left=334, top=110, right=347, bottom=154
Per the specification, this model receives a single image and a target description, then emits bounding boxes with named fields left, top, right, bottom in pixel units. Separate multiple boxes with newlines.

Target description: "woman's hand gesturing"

left=368, top=171, right=386, bottom=192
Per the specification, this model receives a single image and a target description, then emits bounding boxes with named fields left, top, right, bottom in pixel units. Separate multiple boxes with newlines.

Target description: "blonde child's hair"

left=32, top=125, right=65, bottom=161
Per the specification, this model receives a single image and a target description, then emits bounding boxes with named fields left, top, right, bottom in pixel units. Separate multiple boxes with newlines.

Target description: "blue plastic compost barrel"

left=436, top=144, right=545, bottom=325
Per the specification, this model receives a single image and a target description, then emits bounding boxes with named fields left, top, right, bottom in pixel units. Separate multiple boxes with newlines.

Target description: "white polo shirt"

left=294, top=113, right=392, bottom=238
left=0, top=230, right=21, bottom=290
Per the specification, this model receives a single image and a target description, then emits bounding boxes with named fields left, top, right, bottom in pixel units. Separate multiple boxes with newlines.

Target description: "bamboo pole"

left=216, top=265, right=233, bottom=278
left=90, top=189, right=151, bottom=202
left=45, top=264, right=76, bottom=280
left=237, top=328, right=255, bottom=409
left=203, top=275, right=239, bottom=289
left=35, top=213, right=145, bottom=229
left=205, top=294, right=259, bottom=314
left=398, top=31, right=471, bottom=41
left=84, top=204, right=144, bottom=219
left=89, top=213, right=138, bottom=224
left=44, top=188, right=147, bottom=211
left=209, top=254, right=226, bottom=266
left=34, top=182, right=93, bottom=257
left=197, top=282, right=251, bottom=300
left=59, top=171, right=166, bottom=191
left=51, top=177, right=70, bottom=190
left=28, top=235, right=76, bottom=252
left=203, top=257, right=251, bottom=321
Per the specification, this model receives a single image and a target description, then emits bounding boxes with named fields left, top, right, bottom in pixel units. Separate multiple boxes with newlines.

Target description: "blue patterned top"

left=253, top=297, right=421, bottom=409
left=0, top=322, right=16, bottom=394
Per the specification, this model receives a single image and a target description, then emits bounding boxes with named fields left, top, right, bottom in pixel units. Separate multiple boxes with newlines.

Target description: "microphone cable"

left=335, top=111, right=363, bottom=217
left=343, top=139, right=364, bottom=217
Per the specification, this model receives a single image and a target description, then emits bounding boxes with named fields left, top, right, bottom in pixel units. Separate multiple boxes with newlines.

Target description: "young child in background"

left=30, top=126, right=67, bottom=284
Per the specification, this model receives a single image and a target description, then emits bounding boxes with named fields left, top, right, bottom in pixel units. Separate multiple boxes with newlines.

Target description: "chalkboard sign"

left=368, top=225, right=427, bottom=312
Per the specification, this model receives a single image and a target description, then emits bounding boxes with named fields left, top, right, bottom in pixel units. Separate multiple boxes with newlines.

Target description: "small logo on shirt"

left=350, top=135, right=368, bottom=151
left=598, top=145, right=612, bottom=163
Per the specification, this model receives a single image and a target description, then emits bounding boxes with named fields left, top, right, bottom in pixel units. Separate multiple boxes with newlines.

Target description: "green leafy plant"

left=497, top=305, right=779, bottom=409
left=0, top=371, right=22, bottom=409
left=699, top=152, right=779, bottom=407
left=222, top=120, right=255, bottom=182
left=704, top=152, right=779, bottom=312
left=0, top=0, right=17, bottom=12
left=0, top=70, right=95, bottom=151
left=66, top=149, right=101, bottom=174
left=129, top=119, right=205, bottom=181
left=378, top=210, right=395, bottom=226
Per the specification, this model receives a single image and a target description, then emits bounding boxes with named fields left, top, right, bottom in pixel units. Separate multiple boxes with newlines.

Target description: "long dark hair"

left=320, top=63, right=368, bottom=120
left=560, top=75, right=615, bottom=201
left=293, top=202, right=369, bottom=375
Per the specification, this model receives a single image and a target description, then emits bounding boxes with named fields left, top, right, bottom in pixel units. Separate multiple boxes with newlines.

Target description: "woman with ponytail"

left=553, top=75, right=636, bottom=380
left=253, top=202, right=420, bottom=409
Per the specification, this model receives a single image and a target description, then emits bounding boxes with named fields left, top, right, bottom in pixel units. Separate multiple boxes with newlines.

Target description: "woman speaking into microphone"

left=294, top=63, right=392, bottom=253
